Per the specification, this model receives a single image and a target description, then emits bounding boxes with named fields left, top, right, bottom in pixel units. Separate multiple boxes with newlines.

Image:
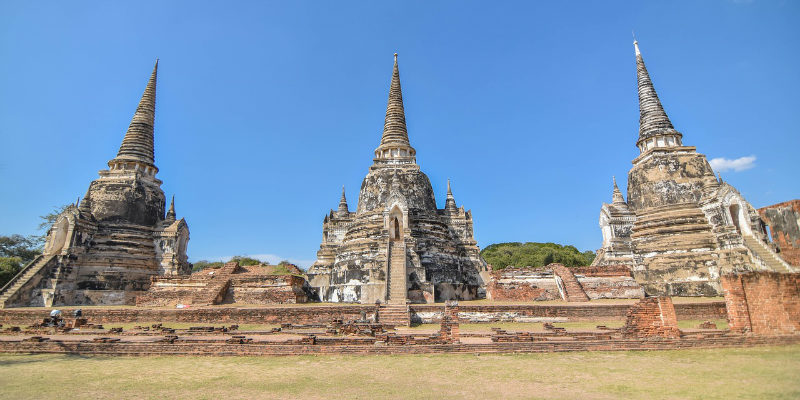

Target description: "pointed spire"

left=445, top=179, right=458, bottom=212
left=635, top=41, right=680, bottom=147
left=79, top=187, right=92, bottom=214
left=374, top=54, right=416, bottom=165
left=612, top=176, right=625, bottom=204
left=381, top=53, right=409, bottom=146
left=337, top=186, right=349, bottom=215
left=111, top=60, right=158, bottom=168
left=165, top=195, right=176, bottom=222
left=717, top=172, right=723, bottom=184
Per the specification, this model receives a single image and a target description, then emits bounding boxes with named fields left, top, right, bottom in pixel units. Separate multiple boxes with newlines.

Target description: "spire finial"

left=165, top=195, right=176, bottom=222
left=445, top=179, right=457, bottom=212
left=717, top=172, right=723, bottom=184
left=374, top=54, right=416, bottom=164
left=635, top=40, right=680, bottom=149
left=337, top=186, right=349, bottom=215
left=612, top=176, right=625, bottom=204
left=110, top=61, right=159, bottom=169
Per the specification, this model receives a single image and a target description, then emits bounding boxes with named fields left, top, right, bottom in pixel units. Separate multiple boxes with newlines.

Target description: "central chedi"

left=307, top=55, right=488, bottom=304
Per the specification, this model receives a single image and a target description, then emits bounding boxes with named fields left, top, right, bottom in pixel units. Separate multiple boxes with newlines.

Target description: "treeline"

left=192, top=256, right=298, bottom=274
left=481, top=242, right=595, bottom=270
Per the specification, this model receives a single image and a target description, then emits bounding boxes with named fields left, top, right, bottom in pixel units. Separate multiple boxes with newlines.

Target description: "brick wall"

left=621, top=297, right=681, bottom=338
left=758, top=200, right=800, bottom=266
left=485, top=267, right=561, bottom=301
left=721, top=272, right=800, bottom=335
left=0, top=302, right=727, bottom=326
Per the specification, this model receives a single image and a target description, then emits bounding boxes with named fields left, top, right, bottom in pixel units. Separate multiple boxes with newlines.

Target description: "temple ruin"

left=592, top=41, right=796, bottom=296
left=307, top=54, right=488, bottom=304
left=0, top=62, right=191, bottom=307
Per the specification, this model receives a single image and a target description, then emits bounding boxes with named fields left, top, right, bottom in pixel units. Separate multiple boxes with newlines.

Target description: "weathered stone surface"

left=0, top=62, right=190, bottom=308
left=308, top=55, right=487, bottom=304
left=592, top=41, right=794, bottom=296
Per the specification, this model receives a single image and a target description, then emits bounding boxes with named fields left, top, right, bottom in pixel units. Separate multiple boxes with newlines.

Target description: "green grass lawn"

left=1, top=345, right=798, bottom=399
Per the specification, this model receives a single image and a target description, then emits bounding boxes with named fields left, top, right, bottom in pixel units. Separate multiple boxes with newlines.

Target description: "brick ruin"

left=758, top=200, right=800, bottom=267
left=136, top=261, right=313, bottom=307
left=307, top=54, right=487, bottom=304
left=591, top=40, right=796, bottom=297
left=485, top=264, right=644, bottom=302
left=2, top=296, right=797, bottom=357
left=0, top=62, right=191, bottom=308
left=620, top=297, right=681, bottom=338
left=721, top=272, right=800, bottom=335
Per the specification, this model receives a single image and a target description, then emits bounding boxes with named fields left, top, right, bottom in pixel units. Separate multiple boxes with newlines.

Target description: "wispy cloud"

left=709, top=155, right=756, bottom=172
left=193, top=254, right=315, bottom=269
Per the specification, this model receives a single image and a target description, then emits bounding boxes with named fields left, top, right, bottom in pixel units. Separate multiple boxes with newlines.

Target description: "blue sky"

left=1, top=1, right=798, bottom=267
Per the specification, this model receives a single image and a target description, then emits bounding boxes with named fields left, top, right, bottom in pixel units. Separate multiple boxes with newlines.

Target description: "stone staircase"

left=0, top=254, right=57, bottom=308
left=552, top=264, right=590, bottom=302
left=387, top=241, right=407, bottom=304
left=742, top=235, right=795, bottom=273
left=191, top=262, right=240, bottom=305
left=378, top=304, right=411, bottom=327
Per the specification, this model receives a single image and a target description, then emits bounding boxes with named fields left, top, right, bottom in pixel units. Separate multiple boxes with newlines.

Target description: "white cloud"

left=709, top=155, right=756, bottom=172
left=193, top=253, right=315, bottom=269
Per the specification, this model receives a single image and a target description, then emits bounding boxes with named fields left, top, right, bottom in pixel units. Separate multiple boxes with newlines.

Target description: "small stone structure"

left=592, top=40, right=795, bottom=297
left=307, top=54, right=487, bottom=303
left=621, top=297, right=681, bottom=338
left=758, top=200, right=800, bottom=266
left=485, top=264, right=644, bottom=302
left=0, top=62, right=190, bottom=308
left=721, top=272, right=800, bottom=335
left=136, top=262, right=311, bottom=307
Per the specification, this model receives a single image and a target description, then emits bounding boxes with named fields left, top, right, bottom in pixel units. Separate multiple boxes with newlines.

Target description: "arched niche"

left=389, top=205, right=404, bottom=241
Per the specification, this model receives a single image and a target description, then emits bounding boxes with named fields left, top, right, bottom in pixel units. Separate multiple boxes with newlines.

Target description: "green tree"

left=230, top=256, right=262, bottom=266
left=481, top=242, right=596, bottom=270
left=0, top=234, right=44, bottom=287
left=38, top=204, right=71, bottom=237
left=191, top=260, right=224, bottom=272
left=0, top=257, right=24, bottom=288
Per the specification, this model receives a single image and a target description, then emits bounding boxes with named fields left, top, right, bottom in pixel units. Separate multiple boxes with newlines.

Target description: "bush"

left=481, top=242, right=595, bottom=270
left=191, top=260, right=224, bottom=272
left=0, top=257, right=24, bottom=287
